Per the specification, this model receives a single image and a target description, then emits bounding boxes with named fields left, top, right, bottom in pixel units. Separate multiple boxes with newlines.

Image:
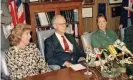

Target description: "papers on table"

left=70, top=64, right=86, bottom=71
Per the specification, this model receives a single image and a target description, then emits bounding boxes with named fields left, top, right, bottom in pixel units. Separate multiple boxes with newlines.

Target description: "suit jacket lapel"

left=65, top=33, right=73, bottom=44
left=65, top=33, right=76, bottom=52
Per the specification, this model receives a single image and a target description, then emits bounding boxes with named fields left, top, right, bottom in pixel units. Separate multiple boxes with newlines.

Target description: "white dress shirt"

left=55, top=32, right=73, bottom=52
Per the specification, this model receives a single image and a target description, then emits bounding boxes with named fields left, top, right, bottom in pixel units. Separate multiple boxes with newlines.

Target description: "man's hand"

left=78, top=57, right=85, bottom=62
left=63, top=61, right=73, bottom=67
left=124, top=6, right=133, bottom=12
left=119, top=24, right=123, bottom=30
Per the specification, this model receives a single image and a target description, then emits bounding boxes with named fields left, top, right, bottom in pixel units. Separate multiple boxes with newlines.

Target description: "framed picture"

left=111, top=6, right=121, bottom=17
left=98, top=3, right=106, bottom=16
left=29, top=0, right=38, bottom=2
left=108, top=0, right=122, bottom=4
left=83, top=0, right=95, bottom=5
left=82, top=7, right=93, bottom=18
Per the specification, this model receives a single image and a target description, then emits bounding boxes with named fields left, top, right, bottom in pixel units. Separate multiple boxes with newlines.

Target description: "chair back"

left=37, top=29, right=61, bottom=70
left=37, top=29, right=55, bottom=58
left=81, top=32, right=93, bottom=52
left=1, top=50, right=11, bottom=80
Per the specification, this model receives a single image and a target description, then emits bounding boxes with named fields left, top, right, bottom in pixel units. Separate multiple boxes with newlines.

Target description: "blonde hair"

left=8, top=23, right=31, bottom=46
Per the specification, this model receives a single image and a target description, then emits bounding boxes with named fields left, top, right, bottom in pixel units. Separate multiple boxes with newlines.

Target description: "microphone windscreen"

left=108, top=45, right=117, bottom=56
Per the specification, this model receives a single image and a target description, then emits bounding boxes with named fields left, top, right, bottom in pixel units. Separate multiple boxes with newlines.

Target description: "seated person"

left=123, top=25, right=133, bottom=78
left=123, top=4, right=133, bottom=78
left=91, top=13, right=118, bottom=49
left=6, top=23, right=50, bottom=80
left=44, top=15, right=85, bottom=68
left=124, top=25, right=133, bottom=52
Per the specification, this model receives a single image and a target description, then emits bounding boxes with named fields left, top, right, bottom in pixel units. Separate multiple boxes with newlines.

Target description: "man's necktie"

left=61, top=36, right=69, bottom=51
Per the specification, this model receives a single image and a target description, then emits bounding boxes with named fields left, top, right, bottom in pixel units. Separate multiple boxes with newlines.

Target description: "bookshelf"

left=25, top=1, right=83, bottom=43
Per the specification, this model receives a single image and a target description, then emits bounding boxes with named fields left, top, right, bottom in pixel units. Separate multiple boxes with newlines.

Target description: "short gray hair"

left=51, top=15, right=64, bottom=26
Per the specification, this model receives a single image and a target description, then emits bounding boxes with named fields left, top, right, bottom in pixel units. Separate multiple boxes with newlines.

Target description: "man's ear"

left=53, top=24, right=56, bottom=29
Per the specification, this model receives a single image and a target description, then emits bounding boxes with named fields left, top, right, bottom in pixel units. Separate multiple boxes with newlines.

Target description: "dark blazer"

left=131, top=5, right=133, bottom=25
left=120, top=0, right=133, bottom=28
left=44, top=33, right=85, bottom=67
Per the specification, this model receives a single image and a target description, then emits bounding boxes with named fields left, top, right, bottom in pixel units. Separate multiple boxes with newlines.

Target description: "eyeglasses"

left=56, top=23, right=68, bottom=26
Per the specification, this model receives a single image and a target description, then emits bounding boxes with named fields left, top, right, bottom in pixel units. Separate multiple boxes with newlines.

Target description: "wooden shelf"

left=25, top=1, right=83, bottom=43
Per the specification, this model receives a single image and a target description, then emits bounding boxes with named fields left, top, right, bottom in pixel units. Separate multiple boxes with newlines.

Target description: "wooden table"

left=24, top=67, right=129, bottom=80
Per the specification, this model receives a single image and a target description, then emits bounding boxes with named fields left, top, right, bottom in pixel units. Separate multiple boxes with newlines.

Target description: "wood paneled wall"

left=82, top=0, right=121, bottom=33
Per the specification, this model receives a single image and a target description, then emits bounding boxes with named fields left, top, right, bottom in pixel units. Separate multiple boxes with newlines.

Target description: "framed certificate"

left=108, top=0, right=122, bottom=4
left=82, top=7, right=93, bottom=18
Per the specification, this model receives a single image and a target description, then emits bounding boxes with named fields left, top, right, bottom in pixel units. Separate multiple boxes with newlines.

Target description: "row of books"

left=66, top=23, right=79, bottom=43
left=60, top=9, right=78, bottom=23
left=35, top=11, right=55, bottom=27
left=35, top=9, right=78, bottom=27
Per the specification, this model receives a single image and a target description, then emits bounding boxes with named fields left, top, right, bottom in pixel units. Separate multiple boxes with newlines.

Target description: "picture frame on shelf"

left=83, top=0, right=94, bottom=5
left=29, top=0, right=39, bottom=2
left=108, top=0, right=122, bottom=4
left=82, top=7, right=93, bottom=18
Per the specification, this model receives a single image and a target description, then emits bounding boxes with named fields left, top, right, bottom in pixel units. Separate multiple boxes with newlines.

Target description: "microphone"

left=93, top=48, right=102, bottom=58
left=93, top=48, right=105, bottom=67
left=108, top=45, right=118, bottom=56
left=113, top=39, right=133, bottom=57
left=85, top=47, right=97, bottom=67
left=85, top=47, right=94, bottom=63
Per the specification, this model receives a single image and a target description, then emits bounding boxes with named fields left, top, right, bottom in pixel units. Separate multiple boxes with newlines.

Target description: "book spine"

left=35, top=13, right=41, bottom=26
left=74, top=9, right=78, bottom=22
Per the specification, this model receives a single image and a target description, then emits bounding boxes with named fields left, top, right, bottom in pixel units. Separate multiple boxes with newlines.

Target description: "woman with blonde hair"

left=6, top=23, right=50, bottom=80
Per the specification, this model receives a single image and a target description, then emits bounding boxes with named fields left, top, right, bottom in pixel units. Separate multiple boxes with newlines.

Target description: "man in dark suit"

left=44, top=15, right=85, bottom=68
left=119, top=0, right=133, bottom=29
